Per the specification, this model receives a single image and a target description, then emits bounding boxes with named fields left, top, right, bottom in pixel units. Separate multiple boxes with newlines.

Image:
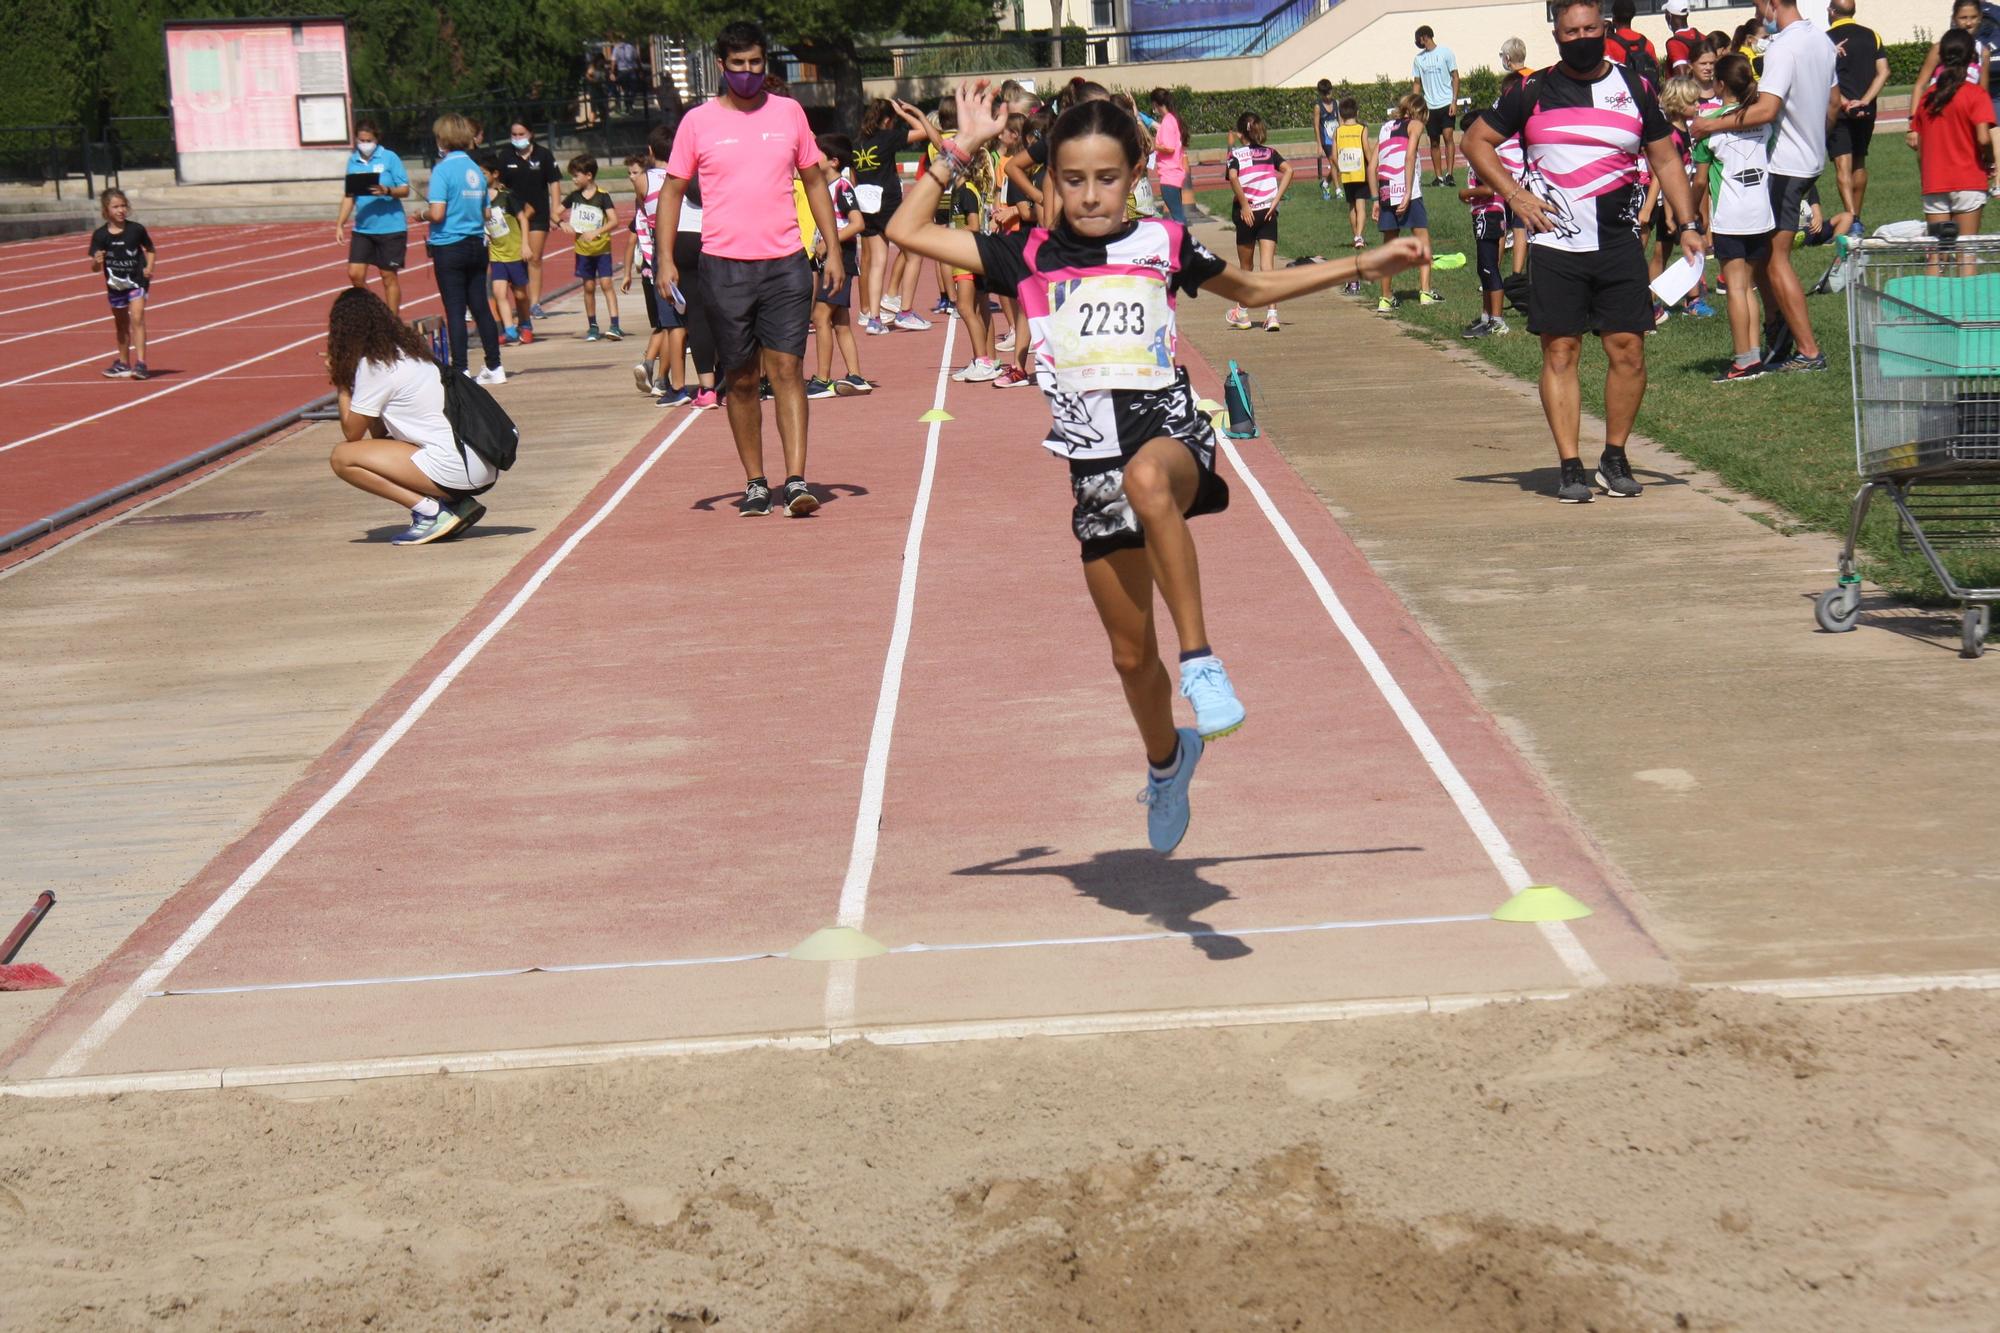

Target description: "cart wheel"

left=1962, top=606, right=1991, bottom=659
left=1815, top=586, right=1862, bottom=633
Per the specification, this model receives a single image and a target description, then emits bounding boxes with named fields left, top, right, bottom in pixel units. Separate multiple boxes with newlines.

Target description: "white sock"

left=413, top=497, right=440, bottom=518
left=1149, top=741, right=1183, bottom=782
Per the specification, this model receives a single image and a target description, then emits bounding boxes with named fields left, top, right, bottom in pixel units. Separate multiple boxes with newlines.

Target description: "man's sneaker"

left=583, top=327, right=602, bottom=342
left=656, top=386, right=694, bottom=407
left=783, top=479, right=820, bottom=515
left=1770, top=351, right=1829, bottom=374
left=530, top=303, right=546, bottom=319
left=1376, top=295, right=1397, bottom=313
left=1713, top=361, right=1766, bottom=383
left=633, top=362, right=655, bottom=393
left=806, top=376, right=839, bottom=399
left=1685, top=297, right=1717, bottom=318
left=390, top=502, right=463, bottom=546
left=1489, top=317, right=1511, bottom=335
left=130, top=361, right=150, bottom=381
left=1462, top=315, right=1494, bottom=339
left=862, top=315, right=889, bottom=336
left=1138, top=726, right=1205, bottom=854
left=953, top=357, right=1001, bottom=382
left=893, top=311, right=932, bottom=332
left=994, top=329, right=1016, bottom=352
left=1178, top=654, right=1246, bottom=739
left=604, top=324, right=625, bottom=341
left=1264, top=309, right=1281, bottom=332
left=1595, top=449, right=1642, bottom=498
left=740, top=480, right=772, bottom=516
left=439, top=496, right=486, bottom=540
left=475, top=366, right=507, bottom=386
left=994, top=364, right=1034, bottom=388
left=1557, top=459, right=1594, bottom=504
left=1420, top=289, right=1444, bottom=305
left=835, top=374, right=871, bottom=395
left=102, top=359, right=131, bottom=378
left=690, top=388, right=719, bottom=410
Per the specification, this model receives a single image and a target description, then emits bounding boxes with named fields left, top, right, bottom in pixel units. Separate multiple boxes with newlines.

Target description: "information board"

left=165, top=18, right=352, bottom=182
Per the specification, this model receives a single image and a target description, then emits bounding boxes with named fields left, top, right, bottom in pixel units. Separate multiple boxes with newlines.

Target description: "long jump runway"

left=3, top=316, right=1671, bottom=1085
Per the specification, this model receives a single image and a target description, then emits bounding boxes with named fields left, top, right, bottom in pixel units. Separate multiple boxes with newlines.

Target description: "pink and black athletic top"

left=1224, top=143, right=1286, bottom=213
left=1482, top=63, right=1671, bottom=253
left=1376, top=119, right=1422, bottom=209
left=1468, top=134, right=1524, bottom=218
left=975, top=218, right=1227, bottom=462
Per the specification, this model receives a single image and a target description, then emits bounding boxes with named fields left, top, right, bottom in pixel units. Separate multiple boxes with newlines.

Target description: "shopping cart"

left=1818, top=236, right=2000, bottom=658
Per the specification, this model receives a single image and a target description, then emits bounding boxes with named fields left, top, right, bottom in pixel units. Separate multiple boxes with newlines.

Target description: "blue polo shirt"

left=348, top=147, right=409, bottom=235
left=427, top=151, right=488, bottom=246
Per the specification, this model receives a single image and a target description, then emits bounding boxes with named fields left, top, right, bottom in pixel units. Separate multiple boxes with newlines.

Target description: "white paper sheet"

left=1649, top=252, right=1704, bottom=307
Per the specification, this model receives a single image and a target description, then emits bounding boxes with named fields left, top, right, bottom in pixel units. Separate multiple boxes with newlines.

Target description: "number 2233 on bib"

left=1044, top=274, right=1176, bottom=393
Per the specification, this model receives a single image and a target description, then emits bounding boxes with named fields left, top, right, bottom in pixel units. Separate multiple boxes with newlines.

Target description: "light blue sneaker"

left=389, top=503, right=462, bottom=546
left=1138, top=727, right=1204, bottom=854
left=1179, top=654, right=1246, bottom=739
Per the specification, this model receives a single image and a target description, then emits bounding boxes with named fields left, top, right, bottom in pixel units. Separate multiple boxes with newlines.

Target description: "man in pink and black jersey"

left=1465, top=0, right=1703, bottom=504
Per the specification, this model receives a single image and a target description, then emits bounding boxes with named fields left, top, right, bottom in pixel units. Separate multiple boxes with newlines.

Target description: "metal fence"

left=0, top=124, right=94, bottom=198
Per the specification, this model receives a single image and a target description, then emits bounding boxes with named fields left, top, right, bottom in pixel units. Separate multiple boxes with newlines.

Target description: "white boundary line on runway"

left=822, top=318, right=959, bottom=1029
left=0, top=238, right=339, bottom=330
left=1216, top=438, right=1610, bottom=988
left=0, top=234, right=332, bottom=315
left=41, top=406, right=706, bottom=1079
left=0, top=225, right=283, bottom=279
left=11, top=968, right=1996, bottom=1098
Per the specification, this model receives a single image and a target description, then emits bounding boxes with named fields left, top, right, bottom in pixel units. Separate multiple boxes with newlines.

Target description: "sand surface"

left=4, top=985, right=1997, bottom=1331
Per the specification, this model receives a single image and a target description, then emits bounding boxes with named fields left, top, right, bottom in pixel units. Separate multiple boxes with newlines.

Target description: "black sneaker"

left=1713, top=361, right=1767, bottom=384
left=1557, top=459, right=1594, bottom=504
left=740, top=479, right=772, bottom=516
left=1595, top=450, right=1642, bottom=498
left=783, top=479, right=820, bottom=515
left=1769, top=352, right=1828, bottom=374
left=1461, top=315, right=1494, bottom=339
left=759, top=378, right=774, bottom=401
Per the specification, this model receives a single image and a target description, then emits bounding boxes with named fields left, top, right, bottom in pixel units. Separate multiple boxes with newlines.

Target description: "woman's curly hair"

left=326, top=288, right=432, bottom=392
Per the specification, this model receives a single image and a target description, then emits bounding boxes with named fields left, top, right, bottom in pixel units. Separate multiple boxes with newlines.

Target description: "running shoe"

left=1137, top=726, right=1204, bottom=855
left=1556, top=459, right=1593, bottom=504
left=656, top=386, right=694, bottom=408
left=1595, top=449, right=1642, bottom=499
left=1226, top=306, right=1253, bottom=330
left=633, top=362, right=654, bottom=393
left=604, top=325, right=625, bottom=341
left=952, top=357, right=1001, bottom=382
left=475, top=366, right=508, bottom=386
left=583, top=326, right=603, bottom=342
left=518, top=326, right=536, bottom=345
left=130, top=362, right=150, bottom=382
left=1462, top=315, right=1494, bottom=339
left=1420, top=290, right=1444, bottom=305
left=390, top=502, right=463, bottom=546
left=1768, top=351, right=1828, bottom=374
left=783, top=479, right=820, bottom=515
left=530, top=303, right=547, bottom=319
left=1343, top=280, right=1362, bottom=296
left=1352, top=233, right=1366, bottom=248
left=1321, top=181, right=1332, bottom=201
left=1713, top=361, right=1766, bottom=384
left=806, top=377, right=838, bottom=399
left=740, top=480, right=772, bottom=516
left=1264, top=309, right=1281, bottom=333
left=1652, top=302, right=1669, bottom=328
left=102, top=359, right=131, bottom=378
left=862, top=315, right=889, bottom=336
left=995, top=330, right=1017, bottom=352
left=1178, top=654, right=1246, bottom=740
left=502, top=327, right=520, bottom=346
left=439, top=497, right=486, bottom=540
left=931, top=295, right=952, bottom=316
left=879, top=294, right=904, bottom=313
left=758, top=378, right=774, bottom=401
left=893, top=311, right=932, bottom=332
left=1685, top=297, right=1717, bottom=318
left=1376, top=295, right=1397, bottom=313
left=995, top=364, right=1034, bottom=388
left=1488, top=317, right=1511, bottom=335
left=831, top=374, right=867, bottom=396
left=690, top=388, right=719, bottom=410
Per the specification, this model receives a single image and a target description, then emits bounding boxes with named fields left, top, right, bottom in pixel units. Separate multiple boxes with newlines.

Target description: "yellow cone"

left=919, top=408, right=954, bottom=423
left=788, top=926, right=890, bottom=961
left=1491, top=885, right=1592, bottom=923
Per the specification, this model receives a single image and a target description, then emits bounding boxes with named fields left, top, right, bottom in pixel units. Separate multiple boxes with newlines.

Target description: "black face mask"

left=1557, top=35, right=1606, bottom=72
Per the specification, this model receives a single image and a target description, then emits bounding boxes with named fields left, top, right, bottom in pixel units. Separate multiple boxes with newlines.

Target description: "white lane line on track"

left=0, top=238, right=336, bottom=319
left=149, top=912, right=1487, bottom=997
left=0, top=227, right=326, bottom=303
left=1216, top=437, right=1608, bottom=988
left=42, top=405, right=708, bottom=1079
left=822, top=319, right=960, bottom=1029
left=0, top=224, right=288, bottom=279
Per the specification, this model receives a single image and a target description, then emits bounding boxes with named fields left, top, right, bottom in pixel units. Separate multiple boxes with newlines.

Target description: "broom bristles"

left=0, top=962, right=62, bottom=991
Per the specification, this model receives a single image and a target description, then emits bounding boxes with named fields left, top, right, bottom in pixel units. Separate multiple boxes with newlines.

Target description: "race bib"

left=855, top=183, right=884, bottom=213
left=1336, top=146, right=1364, bottom=174
left=569, top=201, right=605, bottom=232
left=1045, top=274, right=1174, bottom=393
left=484, top=206, right=511, bottom=240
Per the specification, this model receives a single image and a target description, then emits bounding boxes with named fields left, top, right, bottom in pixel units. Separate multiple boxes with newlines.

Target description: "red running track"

left=0, top=219, right=595, bottom=539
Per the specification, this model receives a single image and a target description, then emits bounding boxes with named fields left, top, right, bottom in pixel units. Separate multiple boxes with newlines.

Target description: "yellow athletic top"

left=1334, top=122, right=1368, bottom=185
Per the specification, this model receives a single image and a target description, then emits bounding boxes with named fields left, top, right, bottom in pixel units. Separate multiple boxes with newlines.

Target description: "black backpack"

left=437, top=362, right=519, bottom=489
left=1612, top=29, right=1661, bottom=92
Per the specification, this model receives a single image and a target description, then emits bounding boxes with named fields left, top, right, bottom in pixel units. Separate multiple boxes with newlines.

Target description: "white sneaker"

left=631, top=362, right=653, bottom=393
left=476, top=366, right=507, bottom=386
left=995, top=330, right=1016, bottom=352
left=879, top=294, right=903, bottom=313
left=951, top=357, right=1000, bottom=382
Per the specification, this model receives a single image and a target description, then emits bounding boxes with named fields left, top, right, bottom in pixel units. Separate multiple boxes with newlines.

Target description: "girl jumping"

left=887, top=82, right=1426, bottom=853
left=88, top=189, right=155, bottom=381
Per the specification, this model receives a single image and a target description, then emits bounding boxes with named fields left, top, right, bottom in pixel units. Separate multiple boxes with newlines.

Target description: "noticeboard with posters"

left=165, top=17, right=353, bottom=183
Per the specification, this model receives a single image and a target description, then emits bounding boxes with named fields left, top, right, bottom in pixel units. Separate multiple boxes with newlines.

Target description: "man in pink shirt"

left=658, top=22, right=843, bottom=516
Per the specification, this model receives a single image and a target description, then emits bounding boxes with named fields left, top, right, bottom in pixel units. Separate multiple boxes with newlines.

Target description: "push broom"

left=0, top=892, right=61, bottom=991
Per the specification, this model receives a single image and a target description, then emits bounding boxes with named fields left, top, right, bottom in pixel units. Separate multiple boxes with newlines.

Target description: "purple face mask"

left=723, top=68, right=765, bottom=99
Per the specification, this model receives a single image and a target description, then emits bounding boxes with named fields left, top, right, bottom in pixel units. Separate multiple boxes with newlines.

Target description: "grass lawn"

left=1201, top=146, right=2000, bottom=599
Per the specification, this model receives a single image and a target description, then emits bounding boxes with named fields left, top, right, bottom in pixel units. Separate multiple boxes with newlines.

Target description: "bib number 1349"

left=1077, top=301, right=1146, bottom=337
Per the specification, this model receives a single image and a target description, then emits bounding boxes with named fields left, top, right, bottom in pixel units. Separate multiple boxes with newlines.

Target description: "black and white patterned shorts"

left=1066, top=379, right=1229, bottom=563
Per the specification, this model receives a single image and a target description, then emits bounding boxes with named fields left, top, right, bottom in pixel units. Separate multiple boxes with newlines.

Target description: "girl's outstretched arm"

left=1204, top=237, right=1429, bottom=309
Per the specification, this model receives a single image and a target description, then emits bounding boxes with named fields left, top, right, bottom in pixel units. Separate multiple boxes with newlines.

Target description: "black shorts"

left=1525, top=236, right=1653, bottom=337
left=1829, top=111, right=1875, bottom=164
left=815, top=247, right=858, bottom=308
left=1234, top=209, right=1278, bottom=246
left=348, top=231, right=407, bottom=271
left=640, top=273, right=666, bottom=332
left=1068, top=380, right=1230, bottom=563
left=1768, top=173, right=1815, bottom=237
left=702, top=253, right=813, bottom=373
left=1713, top=230, right=1774, bottom=265
left=1343, top=181, right=1371, bottom=203
left=1424, top=112, right=1450, bottom=143
left=1650, top=206, right=1673, bottom=246
left=526, top=210, right=552, bottom=235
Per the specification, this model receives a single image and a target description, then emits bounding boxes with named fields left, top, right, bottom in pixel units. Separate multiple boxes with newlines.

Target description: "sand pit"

left=4, top=984, right=1997, bottom=1330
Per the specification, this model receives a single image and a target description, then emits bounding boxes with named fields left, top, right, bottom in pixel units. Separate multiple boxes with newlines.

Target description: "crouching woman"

left=326, top=288, right=492, bottom=545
